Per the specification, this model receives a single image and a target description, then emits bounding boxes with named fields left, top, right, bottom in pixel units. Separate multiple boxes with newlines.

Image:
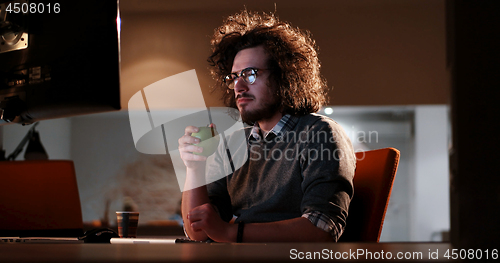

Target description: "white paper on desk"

left=110, top=238, right=177, bottom=244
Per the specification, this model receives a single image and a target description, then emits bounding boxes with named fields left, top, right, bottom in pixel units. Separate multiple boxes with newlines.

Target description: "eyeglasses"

left=223, top=67, right=267, bottom=89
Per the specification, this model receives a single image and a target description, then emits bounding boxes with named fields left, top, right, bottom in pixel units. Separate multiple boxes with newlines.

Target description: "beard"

left=238, top=93, right=281, bottom=125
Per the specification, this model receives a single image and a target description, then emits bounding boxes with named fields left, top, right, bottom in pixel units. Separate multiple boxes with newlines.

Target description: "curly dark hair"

left=208, top=10, right=328, bottom=116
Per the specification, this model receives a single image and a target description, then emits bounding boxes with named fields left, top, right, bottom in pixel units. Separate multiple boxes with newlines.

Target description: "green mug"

left=191, top=127, right=220, bottom=157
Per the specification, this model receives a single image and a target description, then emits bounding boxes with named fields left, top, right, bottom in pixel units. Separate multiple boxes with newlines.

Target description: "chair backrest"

left=0, top=160, right=84, bottom=237
left=339, top=147, right=400, bottom=242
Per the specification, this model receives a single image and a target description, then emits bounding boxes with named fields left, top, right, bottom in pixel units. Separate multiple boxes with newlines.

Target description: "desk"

left=0, top=242, right=454, bottom=262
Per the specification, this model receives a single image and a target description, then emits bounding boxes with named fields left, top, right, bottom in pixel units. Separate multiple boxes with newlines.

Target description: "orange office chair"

left=339, top=147, right=400, bottom=242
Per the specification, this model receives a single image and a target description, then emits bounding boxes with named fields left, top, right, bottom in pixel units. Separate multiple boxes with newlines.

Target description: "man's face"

left=231, top=46, right=280, bottom=124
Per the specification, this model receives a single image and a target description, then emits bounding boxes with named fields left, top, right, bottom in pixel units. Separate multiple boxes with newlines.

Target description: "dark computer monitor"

left=0, top=0, right=121, bottom=125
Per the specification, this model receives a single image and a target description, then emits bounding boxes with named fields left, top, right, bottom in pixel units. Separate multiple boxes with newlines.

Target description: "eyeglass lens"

left=225, top=68, right=257, bottom=89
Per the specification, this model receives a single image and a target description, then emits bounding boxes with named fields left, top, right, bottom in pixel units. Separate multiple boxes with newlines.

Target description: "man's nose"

left=233, top=78, right=249, bottom=94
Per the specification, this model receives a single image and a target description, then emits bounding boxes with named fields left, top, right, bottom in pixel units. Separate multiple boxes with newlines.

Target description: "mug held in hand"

left=191, top=127, right=220, bottom=157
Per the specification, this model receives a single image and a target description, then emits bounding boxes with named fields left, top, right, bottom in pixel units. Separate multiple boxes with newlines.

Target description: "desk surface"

left=0, top=242, right=454, bottom=262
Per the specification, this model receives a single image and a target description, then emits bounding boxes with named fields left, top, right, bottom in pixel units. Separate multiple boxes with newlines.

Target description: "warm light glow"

left=121, top=58, right=191, bottom=110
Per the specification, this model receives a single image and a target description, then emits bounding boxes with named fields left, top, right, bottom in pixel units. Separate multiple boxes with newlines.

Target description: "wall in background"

left=412, top=105, right=450, bottom=241
left=69, top=113, right=181, bottom=224
left=119, top=0, right=448, bottom=108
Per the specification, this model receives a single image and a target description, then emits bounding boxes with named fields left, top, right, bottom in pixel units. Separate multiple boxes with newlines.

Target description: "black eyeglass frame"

left=223, top=67, right=268, bottom=89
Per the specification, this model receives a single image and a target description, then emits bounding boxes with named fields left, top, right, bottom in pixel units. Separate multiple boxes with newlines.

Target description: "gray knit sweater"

left=206, top=113, right=356, bottom=236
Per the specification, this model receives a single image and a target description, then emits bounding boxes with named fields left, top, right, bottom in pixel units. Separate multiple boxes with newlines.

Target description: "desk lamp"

left=0, top=122, right=48, bottom=161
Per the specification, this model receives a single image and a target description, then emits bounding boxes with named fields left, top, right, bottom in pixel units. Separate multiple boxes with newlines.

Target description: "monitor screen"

left=0, top=0, right=121, bottom=125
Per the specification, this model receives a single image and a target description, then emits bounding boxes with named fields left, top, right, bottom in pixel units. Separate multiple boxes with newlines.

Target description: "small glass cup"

left=116, top=211, right=139, bottom=238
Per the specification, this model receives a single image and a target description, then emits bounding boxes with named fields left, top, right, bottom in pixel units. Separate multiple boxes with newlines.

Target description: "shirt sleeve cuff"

left=302, top=211, right=343, bottom=241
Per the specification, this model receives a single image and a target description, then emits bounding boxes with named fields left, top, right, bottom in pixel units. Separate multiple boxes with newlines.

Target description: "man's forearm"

left=181, top=167, right=211, bottom=241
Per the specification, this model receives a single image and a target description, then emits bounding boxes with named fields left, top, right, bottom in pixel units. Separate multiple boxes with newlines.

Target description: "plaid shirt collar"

left=249, top=114, right=298, bottom=141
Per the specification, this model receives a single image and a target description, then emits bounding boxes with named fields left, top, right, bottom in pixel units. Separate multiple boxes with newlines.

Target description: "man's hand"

left=187, top=203, right=237, bottom=243
left=178, top=126, right=208, bottom=171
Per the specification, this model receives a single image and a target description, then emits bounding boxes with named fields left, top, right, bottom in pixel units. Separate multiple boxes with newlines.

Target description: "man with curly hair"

left=179, top=11, right=355, bottom=243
